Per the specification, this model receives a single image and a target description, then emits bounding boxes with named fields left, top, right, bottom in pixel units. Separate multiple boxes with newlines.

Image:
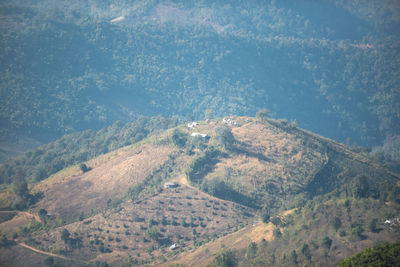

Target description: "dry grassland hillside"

left=33, top=144, right=175, bottom=219
left=0, top=116, right=399, bottom=266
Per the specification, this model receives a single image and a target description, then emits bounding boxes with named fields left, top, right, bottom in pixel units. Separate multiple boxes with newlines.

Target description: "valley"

left=1, top=1, right=400, bottom=266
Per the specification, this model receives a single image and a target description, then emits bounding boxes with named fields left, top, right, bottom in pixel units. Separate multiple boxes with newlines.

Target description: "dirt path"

left=0, top=210, right=41, bottom=223
left=18, top=243, right=89, bottom=264
left=19, top=211, right=41, bottom=223
left=177, top=174, right=214, bottom=199
left=18, top=243, right=70, bottom=260
left=177, top=173, right=191, bottom=188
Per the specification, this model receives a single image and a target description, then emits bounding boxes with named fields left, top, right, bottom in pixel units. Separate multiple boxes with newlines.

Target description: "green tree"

left=171, top=129, right=188, bottom=148
left=214, top=126, right=235, bottom=151
left=256, top=108, right=269, bottom=122
left=12, top=172, right=32, bottom=210
left=338, top=242, right=400, bottom=267
left=145, top=226, right=161, bottom=242
left=290, top=250, right=298, bottom=264
left=332, top=216, right=342, bottom=232
left=38, top=208, right=48, bottom=223
left=61, top=229, right=70, bottom=244
left=98, top=242, right=105, bottom=253
left=271, top=217, right=281, bottom=226
left=13, top=175, right=29, bottom=198
left=301, top=243, right=311, bottom=260
left=0, top=234, right=12, bottom=248
left=322, top=236, right=332, bottom=249
left=262, top=212, right=270, bottom=224
left=212, top=249, right=237, bottom=267
left=246, top=242, right=257, bottom=259
left=351, top=175, right=369, bottom=198
left=368, top=218, right=379, bottom=233
left=149, top=218, right=157, bottom=226
left=350, top=224, right=364, bottom=239
left=80, top=163, right=90, bottom=173
left=273, top=228, right=282, bottom=239
left=44, top=256, right=54, bottom=266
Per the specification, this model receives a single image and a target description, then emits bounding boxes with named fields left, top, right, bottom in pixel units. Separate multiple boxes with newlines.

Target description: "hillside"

left=0, top=116, right=399, bottom=266
left=1, top=0, right=400, bottom=163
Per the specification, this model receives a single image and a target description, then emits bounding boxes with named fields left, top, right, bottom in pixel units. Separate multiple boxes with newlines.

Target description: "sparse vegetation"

left=1, top=116, right=399, bottom=266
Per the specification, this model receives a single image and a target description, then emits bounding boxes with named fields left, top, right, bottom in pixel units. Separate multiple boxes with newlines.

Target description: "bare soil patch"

left=0, top=212, right=36, bottom=237
left=31, top=181, right=257, bottom=265
left=34, top=144, right=175, bottom=219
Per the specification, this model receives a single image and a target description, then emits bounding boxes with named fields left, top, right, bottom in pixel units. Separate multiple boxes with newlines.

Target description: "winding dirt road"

left=18, top=243, right=69, bottom=260
left=18, top=242, right=89, bottom=265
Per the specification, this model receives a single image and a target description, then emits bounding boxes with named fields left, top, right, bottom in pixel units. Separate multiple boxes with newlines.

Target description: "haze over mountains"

left=0, top=1, right=400, bottom=266
left=1, top=0, right=400, bottom=164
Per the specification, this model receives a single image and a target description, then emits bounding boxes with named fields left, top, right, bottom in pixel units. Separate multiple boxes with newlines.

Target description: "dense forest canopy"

left=1, top=0, right=400, bottom=157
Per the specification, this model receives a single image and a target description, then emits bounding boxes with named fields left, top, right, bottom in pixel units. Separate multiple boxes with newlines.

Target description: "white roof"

left=187, top=122, right=198, bottom=128
left=223, top=118, right=237, bottom=125
left=191, top=132, right=208, bottom=138
left=110, top=16, right=125, bottom=23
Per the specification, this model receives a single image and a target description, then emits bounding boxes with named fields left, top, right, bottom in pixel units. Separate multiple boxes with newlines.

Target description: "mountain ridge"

left=0, top=116, right=399, bottom=266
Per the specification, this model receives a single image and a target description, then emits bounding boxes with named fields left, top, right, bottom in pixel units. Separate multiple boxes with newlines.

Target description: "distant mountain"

left=0, top=0, right=400, bottom=160
left=0, top=116, right=398, bottom=266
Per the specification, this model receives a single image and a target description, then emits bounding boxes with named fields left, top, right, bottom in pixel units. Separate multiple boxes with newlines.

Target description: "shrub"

left=256, top=108, right=269, bottom=122
left=271, top=217, right=281, bottom=226
left=368, top=218, right=379, bottom=233
left=80, top=163, right=90, bottom=173
left=322, top=236, right=332, bottom=249
left=273, top=228, right=282, bottom=239
left=145, top=226, right=161, bottom=242
left=332, top=216, right=342, bottom=232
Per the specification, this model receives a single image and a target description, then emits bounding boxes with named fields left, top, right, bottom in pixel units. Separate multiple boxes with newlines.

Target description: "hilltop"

left=0, top=116, right=399, bottom=266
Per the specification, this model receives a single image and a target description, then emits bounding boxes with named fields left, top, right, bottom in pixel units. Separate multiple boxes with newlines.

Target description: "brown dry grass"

left=32, top=181, right=256, bottom=265
left=33, top=144, right=176, bottom=219
left=165, top=209, right=297, bottom=267
left=203, top=120, right=327, bottom=202
left=0, top=212, right=33, bottom=236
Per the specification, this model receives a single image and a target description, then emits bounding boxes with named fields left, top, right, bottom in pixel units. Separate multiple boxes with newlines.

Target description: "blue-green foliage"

left=0, top=1, right=399, bottom=147
left=338, top=242, right=400, bottom=267
left=185, top=147, right=221, bottom=184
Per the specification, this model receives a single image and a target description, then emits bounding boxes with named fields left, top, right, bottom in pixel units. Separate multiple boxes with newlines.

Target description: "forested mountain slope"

left=1, top=0, right=400, bottom=162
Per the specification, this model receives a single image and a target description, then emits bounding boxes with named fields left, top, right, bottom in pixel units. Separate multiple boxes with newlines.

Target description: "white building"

left=191, top=132, right=208, bottom=138
left=187, top=122, right=198, bottom=128
left=223, top=118, right=237, bottom=126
